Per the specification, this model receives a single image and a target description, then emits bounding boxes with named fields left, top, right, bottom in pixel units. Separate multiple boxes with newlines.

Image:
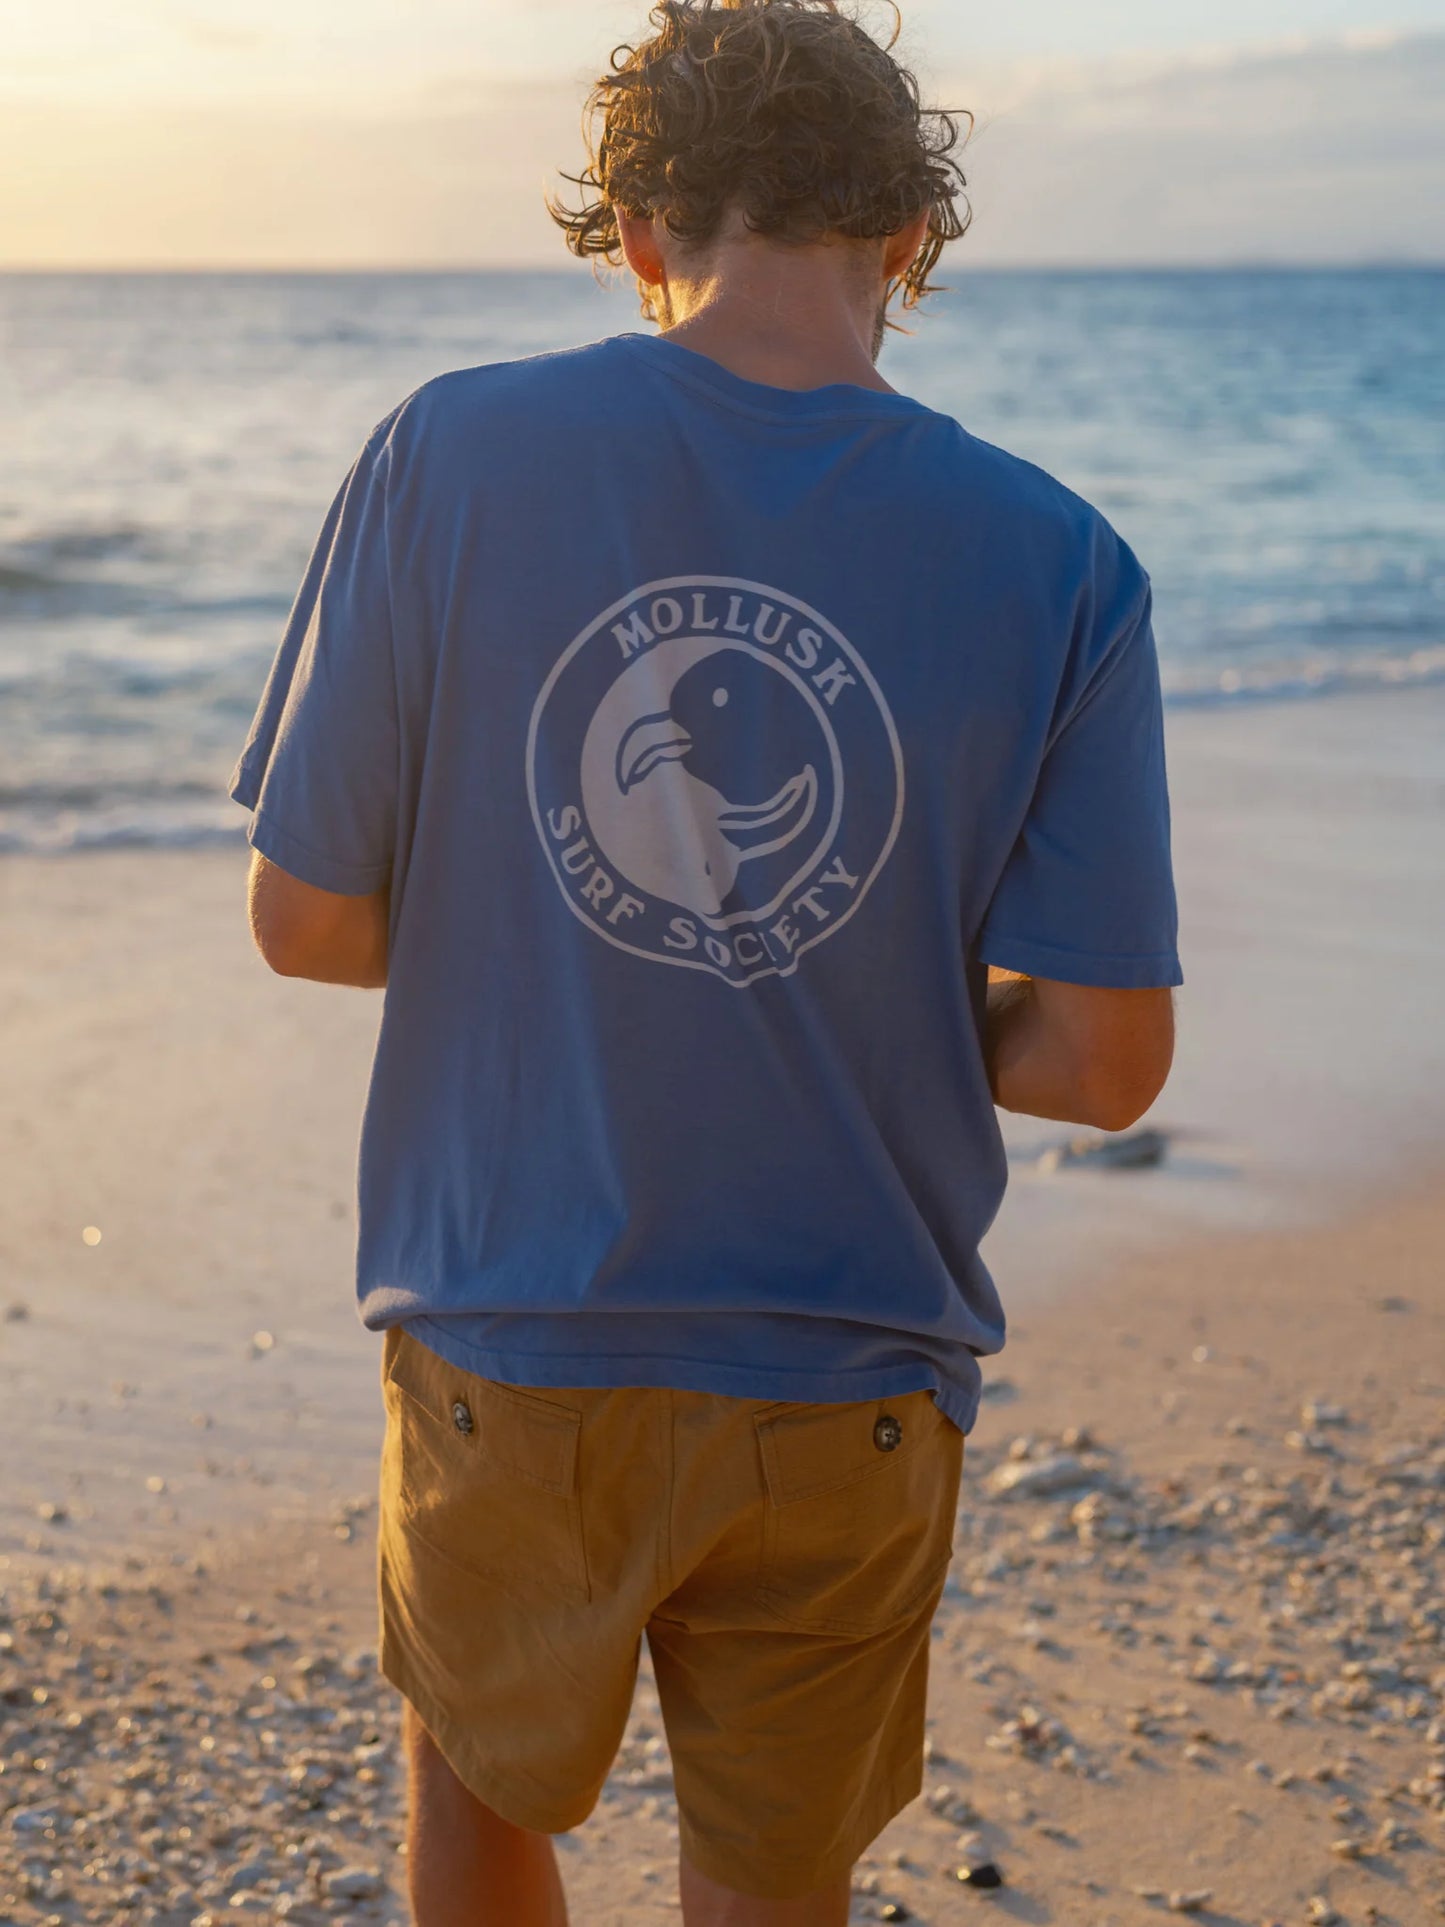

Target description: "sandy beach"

left=3, top=1182, right=1441, bottom=1925
left=2, top=682, right=1443, bottom=1923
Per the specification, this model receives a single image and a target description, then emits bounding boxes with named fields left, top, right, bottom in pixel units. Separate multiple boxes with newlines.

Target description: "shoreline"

left=6, top=662, right=1445, bottom=863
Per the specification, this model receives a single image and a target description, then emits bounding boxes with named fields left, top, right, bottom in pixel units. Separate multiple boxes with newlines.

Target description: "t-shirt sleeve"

left=228, top=418, right=400, bottom=896
left=977, top=562, right=1182, bottom=990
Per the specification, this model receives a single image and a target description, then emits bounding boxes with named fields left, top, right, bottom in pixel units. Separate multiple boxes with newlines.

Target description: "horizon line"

left=1, top=257, right=1442, bottom=277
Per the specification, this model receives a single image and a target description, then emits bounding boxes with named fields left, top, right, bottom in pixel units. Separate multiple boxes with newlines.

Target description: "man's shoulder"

left=909, top=411, right=1143, bottom=597
left=385, top=337, right=629, bottom=443
left=945, top=419, right=1114, bottom=540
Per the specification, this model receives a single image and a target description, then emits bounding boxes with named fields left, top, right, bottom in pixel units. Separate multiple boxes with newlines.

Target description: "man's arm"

left=247, top=851, right=390, bottom=989
left=984, top=966, right=1174, bottom=1132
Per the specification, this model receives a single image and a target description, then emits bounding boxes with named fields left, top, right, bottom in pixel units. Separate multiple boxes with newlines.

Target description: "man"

left=232, top=2, right=1180, bottom=1921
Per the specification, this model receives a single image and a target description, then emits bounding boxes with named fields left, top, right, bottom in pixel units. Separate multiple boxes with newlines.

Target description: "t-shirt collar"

left=617, top=330, right=927, bottom=422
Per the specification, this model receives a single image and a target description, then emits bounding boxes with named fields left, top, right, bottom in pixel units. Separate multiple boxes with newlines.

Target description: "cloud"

left=2, top=31, right=1441, bottom=267
left=954, top=32, right=1445, bottom=264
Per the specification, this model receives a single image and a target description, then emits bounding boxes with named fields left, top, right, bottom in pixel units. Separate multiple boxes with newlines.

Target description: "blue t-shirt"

left=231, top=331, right=1181, bottom=1435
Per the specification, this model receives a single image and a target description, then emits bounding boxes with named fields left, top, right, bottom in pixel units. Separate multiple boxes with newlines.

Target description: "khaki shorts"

left=377, top=1326, right=965, bottom=1900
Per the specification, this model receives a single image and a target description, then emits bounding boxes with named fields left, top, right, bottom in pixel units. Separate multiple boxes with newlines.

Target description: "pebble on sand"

left=985, top=1452, right=1098, bottom=1500
left=8, top=1806, right=61, bottom=1833
left=1301, top=1398, right=1349, bottom=1428
left=322, top=1866, right=385, bottom=1900
left=952, top=1862, right=1004, bottom=1889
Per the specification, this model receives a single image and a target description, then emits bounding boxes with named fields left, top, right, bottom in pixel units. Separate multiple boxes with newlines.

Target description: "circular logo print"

left=526, top=576, right=904, bottom=987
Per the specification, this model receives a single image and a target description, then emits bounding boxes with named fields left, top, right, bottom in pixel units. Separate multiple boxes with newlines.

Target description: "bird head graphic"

left=581, top=638, right=831, bottom=919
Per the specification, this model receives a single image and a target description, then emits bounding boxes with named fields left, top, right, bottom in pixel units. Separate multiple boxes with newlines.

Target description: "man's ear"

left=616, top=209, right=667, bottom=289
left=882, top=209, right=933, bottom=285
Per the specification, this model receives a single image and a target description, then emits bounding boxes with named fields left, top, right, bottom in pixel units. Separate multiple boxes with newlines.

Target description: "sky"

left=2, top=0, right=1443, bottom=266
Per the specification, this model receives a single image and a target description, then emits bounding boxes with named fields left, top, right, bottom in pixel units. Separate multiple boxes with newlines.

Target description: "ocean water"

left=1, top=268, right=1441, bottom=854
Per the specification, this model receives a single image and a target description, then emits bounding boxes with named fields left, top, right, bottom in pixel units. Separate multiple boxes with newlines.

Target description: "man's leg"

left=404, top=1704, right=569, bottom=1927
left=678, top=1853, right=851, bottom=1927
left=650, top=1390, right=965, bottom=1922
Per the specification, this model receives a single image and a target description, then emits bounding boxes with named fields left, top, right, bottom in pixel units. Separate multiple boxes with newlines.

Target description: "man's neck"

left=652, top=237, right=895, bottom=396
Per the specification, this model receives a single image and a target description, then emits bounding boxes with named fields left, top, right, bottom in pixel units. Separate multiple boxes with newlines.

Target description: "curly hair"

left=548, top=0, right=970, bottom=322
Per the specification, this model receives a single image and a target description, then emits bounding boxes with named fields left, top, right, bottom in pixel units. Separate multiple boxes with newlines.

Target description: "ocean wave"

left=24, top=524, right=149, bottom=564
left=0, top=524, right=149, bottom=591
left=1163, top=645, right=1445, bottom=708
left=0, top=778, right=224, bottom=811
left=0, top=819, right=247, bottom=857
left=0, top=525, right=296, bottom=626
left=0, top=564, right=58, bottom=593
left=0, top=782, right=246, bottom=856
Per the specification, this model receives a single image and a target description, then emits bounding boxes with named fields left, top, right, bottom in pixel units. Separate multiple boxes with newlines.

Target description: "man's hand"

left=246, top=851, right=389, bottom=989
left=985, top=967, right=1174, bottom=1132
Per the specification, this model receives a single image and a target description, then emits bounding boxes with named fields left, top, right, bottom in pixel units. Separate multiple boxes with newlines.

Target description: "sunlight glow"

left=2, top=0, right=1443, bottom=266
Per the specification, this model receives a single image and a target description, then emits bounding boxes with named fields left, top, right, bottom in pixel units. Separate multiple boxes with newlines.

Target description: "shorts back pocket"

left=754, top=1390, right=962, bottom=1638
left=382, top=1328, right=590, bottom=1606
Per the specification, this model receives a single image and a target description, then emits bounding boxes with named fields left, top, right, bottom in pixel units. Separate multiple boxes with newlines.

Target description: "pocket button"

left=873, top=1413, right=903, bottom=1453
left=451, top=1398, right=475, bottom=1437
